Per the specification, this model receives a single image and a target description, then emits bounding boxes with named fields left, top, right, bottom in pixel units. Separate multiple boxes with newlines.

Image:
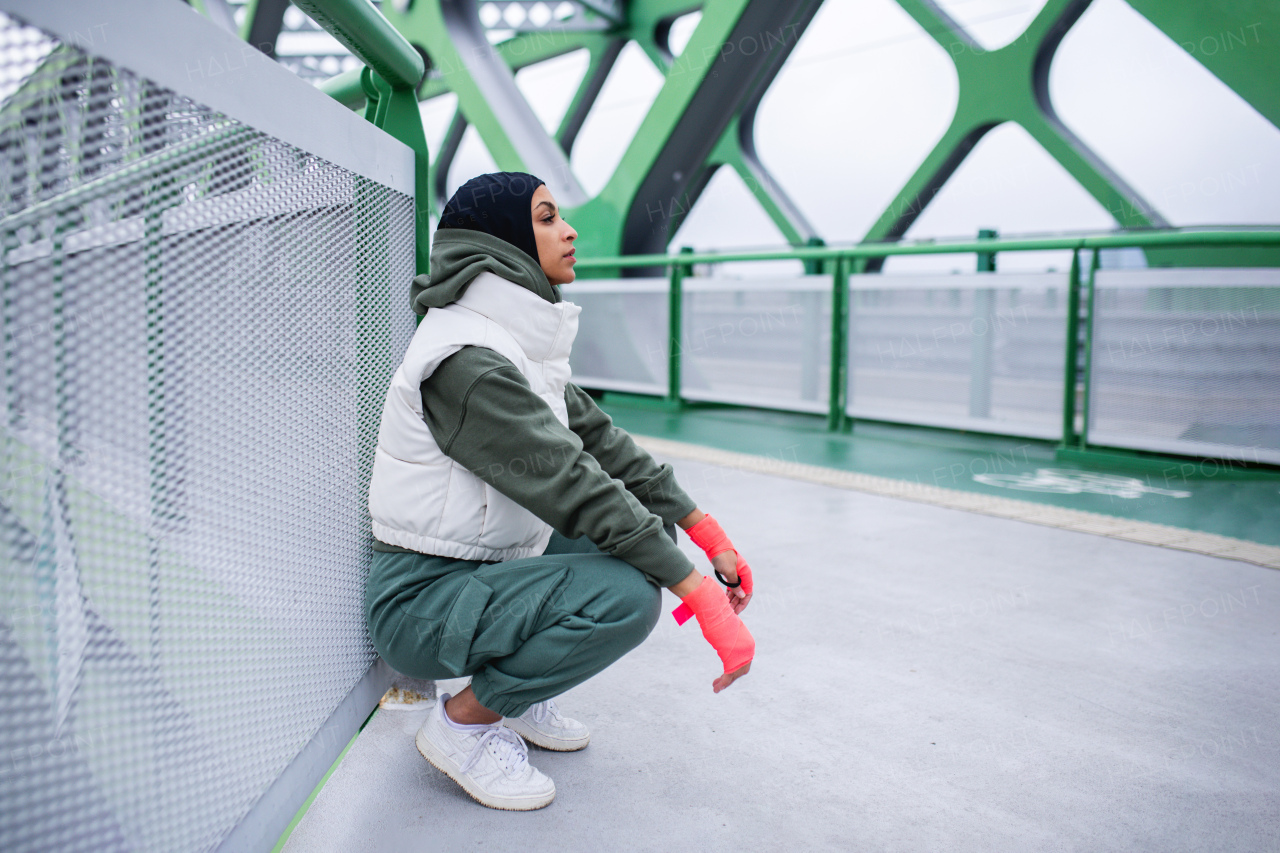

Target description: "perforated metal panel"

left=562, top=278, right=669, bottom=396
left=1087, top=269, right=1280, bottom=465
left=0, top=11, right=414, bottom=852
left=566, top=273, right=1069, bottom=433
left=681, top=277, right=830, bottom=414
left=563, top=276, right=831, bottom=410
left=846, top=274, right=1069, bottom=439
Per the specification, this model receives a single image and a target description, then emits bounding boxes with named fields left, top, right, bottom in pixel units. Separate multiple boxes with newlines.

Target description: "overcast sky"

left=428, top=0, right=1280, bottom=273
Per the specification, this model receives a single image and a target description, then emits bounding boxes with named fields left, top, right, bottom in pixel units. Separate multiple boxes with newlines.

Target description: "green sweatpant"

left=365, top=530, right=667, bottom=718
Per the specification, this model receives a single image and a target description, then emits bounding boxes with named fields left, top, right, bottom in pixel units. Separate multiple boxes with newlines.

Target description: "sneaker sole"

left=415, top=727, right=556, bottom=811
left=503, top=718, right=590, bottom=752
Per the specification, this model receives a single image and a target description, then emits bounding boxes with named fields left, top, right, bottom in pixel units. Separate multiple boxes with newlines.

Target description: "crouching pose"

left=364, top=172, right=755, bottom=811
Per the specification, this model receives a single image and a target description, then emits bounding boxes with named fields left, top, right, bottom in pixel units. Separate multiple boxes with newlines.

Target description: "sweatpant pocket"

left=437, top=575, right=494, bottom=677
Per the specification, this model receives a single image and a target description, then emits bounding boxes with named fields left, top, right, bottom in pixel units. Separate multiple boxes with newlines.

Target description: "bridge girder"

left=214, top=0, right=1280, bottom=268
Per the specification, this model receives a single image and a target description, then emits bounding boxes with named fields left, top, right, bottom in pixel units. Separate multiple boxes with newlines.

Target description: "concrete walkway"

left=283, top=452, right=1280, bottom=853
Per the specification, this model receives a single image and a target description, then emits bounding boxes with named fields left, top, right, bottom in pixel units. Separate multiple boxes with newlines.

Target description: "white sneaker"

left=504, top=698, right=591, bottom=752
left=415, top=693, right=556, bottom=811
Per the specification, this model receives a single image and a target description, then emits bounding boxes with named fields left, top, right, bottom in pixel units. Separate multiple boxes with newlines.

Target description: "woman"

left=365, top=172, right=755, bottom=811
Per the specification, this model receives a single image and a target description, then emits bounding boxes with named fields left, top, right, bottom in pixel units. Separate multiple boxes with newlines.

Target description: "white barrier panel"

left=561, top=278, right=669, bottom=396
left=846, top=273, right=1069, bottom=439
left=680, top=276, right=830, bottom=413
left=1088, top=268, right=1280, bottom=465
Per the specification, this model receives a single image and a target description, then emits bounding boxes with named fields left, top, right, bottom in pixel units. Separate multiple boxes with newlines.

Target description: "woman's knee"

left=603, top=570, right=662, bottom=648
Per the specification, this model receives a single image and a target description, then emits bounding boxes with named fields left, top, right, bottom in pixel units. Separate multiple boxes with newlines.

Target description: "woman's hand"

left=711, top=550, right=751, bottom=615
left=679, top=510, right=754, bottom=615
left=668, top=571, right=754, bottom=692
left=713, top=661, right=751, bottom=693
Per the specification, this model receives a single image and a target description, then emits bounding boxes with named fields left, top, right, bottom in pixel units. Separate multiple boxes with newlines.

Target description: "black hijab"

left=437, top=171, right=546, bottom=267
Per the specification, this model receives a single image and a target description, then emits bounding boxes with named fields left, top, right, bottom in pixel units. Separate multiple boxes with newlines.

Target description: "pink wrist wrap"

left=680, top=575, right=755, bottom=675
left=686, top=514, right=753, bottom=595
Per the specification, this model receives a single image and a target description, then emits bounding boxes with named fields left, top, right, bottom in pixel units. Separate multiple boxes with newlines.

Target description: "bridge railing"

left=0, top=1, right=420, bottom=850
left=566, top=231, right=1280, bottom=466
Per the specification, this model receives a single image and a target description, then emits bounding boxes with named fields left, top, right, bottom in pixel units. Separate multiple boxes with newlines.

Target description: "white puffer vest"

left=368, top=272, right=582, bottom=561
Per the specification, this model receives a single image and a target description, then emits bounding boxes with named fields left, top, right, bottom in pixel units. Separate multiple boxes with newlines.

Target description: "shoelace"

left=527, top=699, right=564, bottom=726
left=460, top=725, right=530, bottom=777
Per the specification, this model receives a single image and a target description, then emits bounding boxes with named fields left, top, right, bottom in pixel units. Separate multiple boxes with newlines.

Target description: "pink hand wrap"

left=686, top=514, right=753, bottom=596
left=680, top=575, right=755, bottom=674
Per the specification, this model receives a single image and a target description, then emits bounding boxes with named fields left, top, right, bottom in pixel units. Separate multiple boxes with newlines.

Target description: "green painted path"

left=598, top=396, right=1280, bottom=548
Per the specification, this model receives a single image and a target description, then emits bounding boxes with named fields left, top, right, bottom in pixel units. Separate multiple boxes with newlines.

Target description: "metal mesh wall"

left=0, top=13, right=414, bottom=852
left=1087, top=269, right=1280, bottom=465
left=681, top=277, right=830, bottom=413
left=846, top=274, right=1069, bottom=438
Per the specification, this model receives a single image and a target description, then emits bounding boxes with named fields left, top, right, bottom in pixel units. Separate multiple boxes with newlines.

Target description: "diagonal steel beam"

left=707, top=116, right=814, bottom=246
left=555, top=38, right=625, bottom=156
left=239, top=0, right=291, bottom=58
left=386, top=0, right=588, bottom=206
left=1123, top=0, right=1280, bottom=130
left=860, top=0, right=1165, bottom=269
left=605, top=0, right=823, bottom=257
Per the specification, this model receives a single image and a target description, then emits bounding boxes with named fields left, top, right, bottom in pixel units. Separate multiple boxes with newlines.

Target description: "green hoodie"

left=374, top=230, right=698, bottom=588
left=410, top=229, right=560, bottom=312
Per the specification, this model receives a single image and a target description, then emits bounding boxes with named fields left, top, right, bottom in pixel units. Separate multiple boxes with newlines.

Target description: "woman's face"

left=531, top=184, right=577, bottom=286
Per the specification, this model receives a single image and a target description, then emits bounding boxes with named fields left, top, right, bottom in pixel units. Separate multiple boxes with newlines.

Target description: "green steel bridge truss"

left=211, top=0, right=1279, bottom=271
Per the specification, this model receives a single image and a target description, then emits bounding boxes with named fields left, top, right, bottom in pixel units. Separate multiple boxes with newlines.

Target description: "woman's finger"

left=712, top=661, right=751, bottom=692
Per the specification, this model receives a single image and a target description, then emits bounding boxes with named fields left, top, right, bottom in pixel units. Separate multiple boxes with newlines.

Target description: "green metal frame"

left=1060, top=248, right=1082, bottom=446
left=1125, top=1, right=1280, bottom=130
left=667, top=246, right=693, bottom=404
left=826, top=256, right=848, bottom=431
left=288, top=0, right=433, bottom=274
left=378, top=0, right=820, bottom=256
left=190, top=0, right=1280, bottom=453
left=863, top=0, right=1162, bottom=258
left=574, top=228, right=1280, bottom=443
left=1078, top=248, right=1101, bottom=449
left=214, top=0, right=1280, bottom=269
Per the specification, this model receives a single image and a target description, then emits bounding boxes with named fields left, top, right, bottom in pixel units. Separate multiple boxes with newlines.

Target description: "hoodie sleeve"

left=564, top=383, right=697, bottom=526
left=417, top=346, right=695, bottom=587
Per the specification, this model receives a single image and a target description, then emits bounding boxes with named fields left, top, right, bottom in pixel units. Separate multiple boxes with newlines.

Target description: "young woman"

left=365, top=172, right=755, bottom=811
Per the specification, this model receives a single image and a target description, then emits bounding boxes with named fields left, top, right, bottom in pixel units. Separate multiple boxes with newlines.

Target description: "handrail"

left=297, top=0, right=431, bottom=276
left=319, top=68, right=367, bottom=109
left=568, top=227, right=1280, bottom=448
left=572, top=229, right=1280, bottom=270
left=292, top=0, right=424, bottom=91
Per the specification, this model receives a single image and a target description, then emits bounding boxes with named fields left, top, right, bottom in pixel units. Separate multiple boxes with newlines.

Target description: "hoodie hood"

left=410, top=229, right=560, bottom=316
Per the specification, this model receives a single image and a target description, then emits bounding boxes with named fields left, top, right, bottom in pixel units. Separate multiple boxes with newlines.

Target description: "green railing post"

left=667, top=246, right=693, bottom=405
left=358, top=67, right=431, bottom=277
left=1060, top=249, right=1082, bottom=446
left=297, top=0, right=431, bottom=278
left=976, top=227, right=998, bottom=272
left=802, top=236, right=826, bottom=275
left=1079, top=249, right=1101, bottom=449
left=827, top=255, right=849, bottom=431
